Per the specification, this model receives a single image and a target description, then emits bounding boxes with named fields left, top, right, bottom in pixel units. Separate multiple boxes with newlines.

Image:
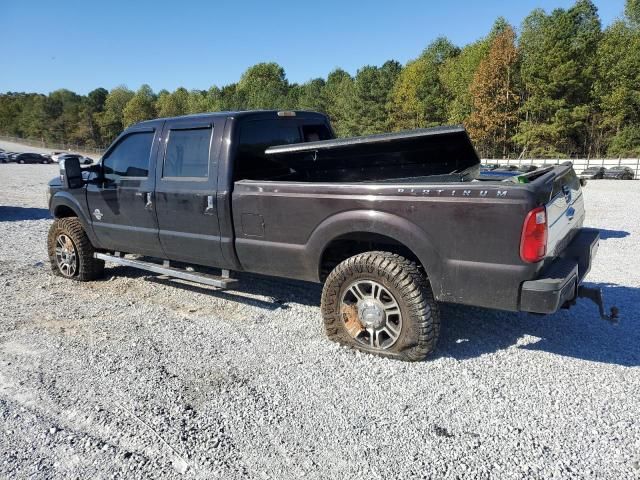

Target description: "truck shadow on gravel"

left=104, top=266, right=322, bottom=310
left=597, top=228, right=630, bottom=240
left=100, top=266, right=637, bottom=366
left=0, top=206, right=50, bottom=221
left=437, top=282, right=639, bottom=367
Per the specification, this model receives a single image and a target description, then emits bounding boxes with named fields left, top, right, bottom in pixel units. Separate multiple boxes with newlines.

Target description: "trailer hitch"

left=576, top=286, right=619, bottom=324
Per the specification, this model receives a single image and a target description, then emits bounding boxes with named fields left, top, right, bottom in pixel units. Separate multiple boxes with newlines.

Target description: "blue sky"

left=1, top=0, right=627, bottom=95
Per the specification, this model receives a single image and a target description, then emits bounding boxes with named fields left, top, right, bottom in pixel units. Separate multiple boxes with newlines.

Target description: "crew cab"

left=47, top=110, right=615, bottom=361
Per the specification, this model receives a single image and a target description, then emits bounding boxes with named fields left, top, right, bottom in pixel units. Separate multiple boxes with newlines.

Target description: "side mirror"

left=59, top=157, right=83, bottom=189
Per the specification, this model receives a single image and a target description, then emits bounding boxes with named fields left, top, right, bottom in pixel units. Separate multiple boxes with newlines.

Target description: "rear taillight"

left=520, top=206, right=547, bottom=263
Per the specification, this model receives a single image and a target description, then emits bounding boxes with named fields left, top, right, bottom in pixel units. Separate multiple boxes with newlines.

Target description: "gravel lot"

left=0, top=139, right=100, bottom=159
left=0, top=163, right=638, bottom=479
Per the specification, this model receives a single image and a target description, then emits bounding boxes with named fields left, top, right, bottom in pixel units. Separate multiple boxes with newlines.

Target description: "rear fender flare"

left=306, top=210, right=445, bottom=293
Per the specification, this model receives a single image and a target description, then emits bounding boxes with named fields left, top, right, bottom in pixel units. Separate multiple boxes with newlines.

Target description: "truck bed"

left=261, top=126, right=481, bottom=183
left=231, top=162, right=583, bottom=313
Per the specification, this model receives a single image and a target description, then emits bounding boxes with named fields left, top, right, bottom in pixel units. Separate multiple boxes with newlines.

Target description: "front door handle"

left=204, top=195, right=216, bottom=216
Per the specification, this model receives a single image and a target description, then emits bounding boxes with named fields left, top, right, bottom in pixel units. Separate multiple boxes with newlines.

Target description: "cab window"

left=103, top=131, right=154, bottom=181
left=163, top=127, right=212, bottom=178
left=234, top=121, right=301, bottom=180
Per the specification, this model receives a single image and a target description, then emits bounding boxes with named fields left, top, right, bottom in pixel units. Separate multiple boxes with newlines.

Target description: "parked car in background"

left=57, top=153, right=93, bottom=165
left=15, top=152, right=52, bottom=164
left=51, top=151, right=71, bottom=163
left=481, top=163, right=501, bottom=170
left=477, top=168, right=522, bottom=180
left=8, top=152, right=21, bottom=162
left=580, top=166, right=607, bottom=180
left=0, top=152, right=8, bottom=163
left=603, top=166, right=635, bottom=180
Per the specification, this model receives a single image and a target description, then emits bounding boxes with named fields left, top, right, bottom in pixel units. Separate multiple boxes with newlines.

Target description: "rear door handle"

left=143, top=192, right=153, bottom=210
left=204, top=195, right=216, bottom=216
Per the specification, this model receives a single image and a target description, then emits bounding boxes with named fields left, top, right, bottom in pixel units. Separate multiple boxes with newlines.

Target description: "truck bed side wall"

left=232, top=181, right=541, bottom=311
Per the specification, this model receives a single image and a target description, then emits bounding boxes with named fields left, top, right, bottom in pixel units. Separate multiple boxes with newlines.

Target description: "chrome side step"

left=94, top=253, right=237, bottom=289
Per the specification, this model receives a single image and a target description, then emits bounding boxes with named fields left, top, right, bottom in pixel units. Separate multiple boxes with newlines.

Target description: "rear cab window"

left=234, top=119, right=332, bottom=180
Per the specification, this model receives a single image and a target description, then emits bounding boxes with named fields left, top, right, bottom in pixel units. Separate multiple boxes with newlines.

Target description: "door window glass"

left=103, top=131, right=154, bottom=181
left=163, top=127, right=212, bottom=178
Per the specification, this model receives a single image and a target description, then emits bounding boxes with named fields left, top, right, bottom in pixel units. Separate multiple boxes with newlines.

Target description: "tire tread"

left=47, top=217, right=104, bottom=281
left=320, top=251, right=440, bottom=362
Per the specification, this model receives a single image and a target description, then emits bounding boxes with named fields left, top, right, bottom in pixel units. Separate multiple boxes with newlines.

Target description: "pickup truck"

left=47, top=110, right=615, bottom=361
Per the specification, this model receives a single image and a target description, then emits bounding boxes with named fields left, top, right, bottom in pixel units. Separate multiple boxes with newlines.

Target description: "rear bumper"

left=519, top=228, right=599, bottom=314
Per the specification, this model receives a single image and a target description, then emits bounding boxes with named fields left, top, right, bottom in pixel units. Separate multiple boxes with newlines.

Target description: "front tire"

left=321, top=252, right=440, bottom=362
left=48, top=218, right=104, bottom=281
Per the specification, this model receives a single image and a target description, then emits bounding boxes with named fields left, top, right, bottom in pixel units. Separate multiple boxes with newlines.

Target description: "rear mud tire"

left=321, top=251, right=440, bottom=362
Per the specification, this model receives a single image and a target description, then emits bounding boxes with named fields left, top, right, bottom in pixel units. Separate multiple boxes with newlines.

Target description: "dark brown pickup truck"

left=47, top=110, right=615, bottom=361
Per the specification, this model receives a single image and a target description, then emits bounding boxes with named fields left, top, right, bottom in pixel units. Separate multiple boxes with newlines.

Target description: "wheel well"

left=319, top=232, right=421, bottom=280
left=54, top=205, right=77, bottom=218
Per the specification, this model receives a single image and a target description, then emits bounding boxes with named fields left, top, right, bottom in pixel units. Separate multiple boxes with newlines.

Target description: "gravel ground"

left=0, top=163, right=638, bottom=479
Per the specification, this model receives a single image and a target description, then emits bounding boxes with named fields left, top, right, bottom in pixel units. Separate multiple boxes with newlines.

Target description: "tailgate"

left=543, top=164, right=585, bottom=258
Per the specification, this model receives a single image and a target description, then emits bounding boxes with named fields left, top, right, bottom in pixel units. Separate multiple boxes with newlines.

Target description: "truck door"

left=154, top=117, right=226, bottom=267
left=86, top=125, right=165, bottom=258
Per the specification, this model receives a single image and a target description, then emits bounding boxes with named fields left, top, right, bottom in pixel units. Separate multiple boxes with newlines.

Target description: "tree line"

left=1, top=0, right=639, bottom=158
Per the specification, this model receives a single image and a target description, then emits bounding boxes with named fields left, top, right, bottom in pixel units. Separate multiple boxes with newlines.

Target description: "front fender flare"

left=51, top=192, right=103, bottom=249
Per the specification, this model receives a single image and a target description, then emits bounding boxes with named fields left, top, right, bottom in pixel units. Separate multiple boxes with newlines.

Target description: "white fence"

left=482, top=158, right=640, bottom=179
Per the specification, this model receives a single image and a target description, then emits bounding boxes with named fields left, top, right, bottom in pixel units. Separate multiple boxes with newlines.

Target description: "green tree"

left=467, top=26, right=520, bottom=157
left=0, top=93, right=25, bottom=136
left=389, top=38, right=458, bottom=130
left=156, top=87, right=189, bottom=117
left=84, top=88, right=109, bottom=146
left=439, top=19, right=508, bottom=125
left=595, top=16, right=640, bottom=156
left=440, top=40, right=490, bottom=125
left=17, top=94, right=49, bottom=140
left=186, top=89, right=210, bottom=114
left=123, top=85, right=156, bottom=127
left=237, top=62, right=289, bottom=109
left=347, top=60, right=401, bottom=135
left=324, top=69, right=355, bottom=137
left=97, top=86, right=134, bottom=143
left=515, top=0, right=602, bottom=157
left=626, top=0, right=640, bottom=26
left=295, top=78, right=327, bottom=112
left=87, top=88, right=108, bottom=113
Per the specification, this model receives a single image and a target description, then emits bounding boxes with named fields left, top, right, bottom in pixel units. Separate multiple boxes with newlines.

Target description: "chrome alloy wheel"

left=340, top=280, right=403, bottom=349
left=55, top=234, right=78, bottom=277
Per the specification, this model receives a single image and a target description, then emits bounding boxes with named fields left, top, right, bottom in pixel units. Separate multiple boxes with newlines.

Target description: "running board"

left=94, top=253, right=237, bottom=289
